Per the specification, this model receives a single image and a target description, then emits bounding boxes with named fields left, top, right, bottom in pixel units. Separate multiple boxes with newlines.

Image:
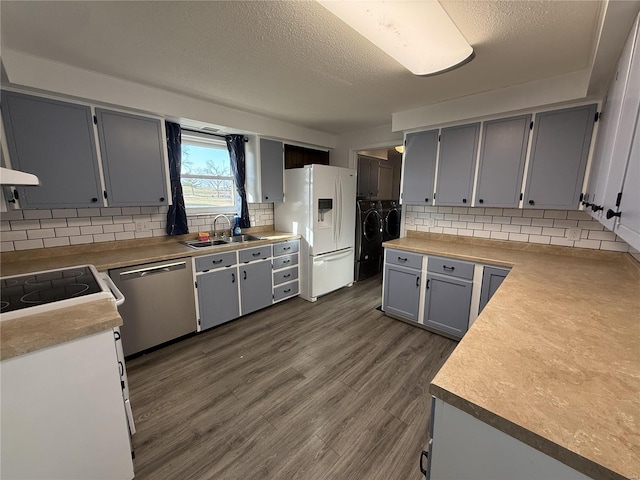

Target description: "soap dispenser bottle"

left=233, top=216, right=242, bottom=236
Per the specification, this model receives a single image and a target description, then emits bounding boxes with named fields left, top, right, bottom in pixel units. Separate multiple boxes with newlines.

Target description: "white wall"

left=332, top=124, right=403, bottom=169
left=1, top=49, right=336, bottom=149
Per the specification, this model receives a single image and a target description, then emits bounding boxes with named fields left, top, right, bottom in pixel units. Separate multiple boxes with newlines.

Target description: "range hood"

left=0, top=167, right=40, bottom=186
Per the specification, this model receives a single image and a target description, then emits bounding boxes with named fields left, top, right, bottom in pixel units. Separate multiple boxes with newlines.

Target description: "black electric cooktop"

left=1, top=266, right=102, bottom=314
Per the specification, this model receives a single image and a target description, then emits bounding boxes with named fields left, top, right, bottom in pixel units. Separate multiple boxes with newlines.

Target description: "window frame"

left=180, top=132, right=236, bottom=216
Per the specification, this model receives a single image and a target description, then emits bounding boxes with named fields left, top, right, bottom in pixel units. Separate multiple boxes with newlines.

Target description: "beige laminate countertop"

left=0, top=231, right=299, bottom=360
left=383, top=233, right=640, bottom=480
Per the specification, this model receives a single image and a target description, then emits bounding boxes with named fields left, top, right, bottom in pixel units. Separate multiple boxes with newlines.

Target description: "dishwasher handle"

left=119, top=261, right=187, bottom=280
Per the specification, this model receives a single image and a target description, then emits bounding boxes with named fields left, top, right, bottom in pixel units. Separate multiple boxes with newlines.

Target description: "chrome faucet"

left=212, top=214, right=232, bottom=240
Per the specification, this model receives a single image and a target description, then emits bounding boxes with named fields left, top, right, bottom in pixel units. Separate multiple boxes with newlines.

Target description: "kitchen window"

left=180, top=132, right=235, bottom=215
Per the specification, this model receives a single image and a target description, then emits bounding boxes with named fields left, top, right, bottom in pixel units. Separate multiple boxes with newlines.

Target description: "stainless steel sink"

left=182, top=234, right=263, bottom=249
left=226, top=234, right=262, bottom=243
left=182, top=239, right=228, bottom=249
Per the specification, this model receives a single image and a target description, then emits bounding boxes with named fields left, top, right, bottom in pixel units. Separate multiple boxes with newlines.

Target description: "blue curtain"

left=226, top=135, right=251, bottom=228
left=165, top=121, right=189, bottom=235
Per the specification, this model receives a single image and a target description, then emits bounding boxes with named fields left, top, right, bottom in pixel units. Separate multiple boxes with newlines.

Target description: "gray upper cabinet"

left=239, top=260, right=273, bottom=315
left=402, top=129, right=438, bottom=205
left=357, top=156, right=380, bottom=199
left=259, top=138, right=284, bottom=203
left=1, top=91, right=102, bottom=209
left=475, top=115, right=531, bottom=207
left=435, top=123, right=480, bottom=206
left=523, top=104, right=597, bottom=209
left=95, top=109, right=168, bottom=206
left=246, top=137, right=284, bottom=203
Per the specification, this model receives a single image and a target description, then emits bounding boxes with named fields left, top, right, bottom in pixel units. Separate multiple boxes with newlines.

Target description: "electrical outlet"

left=135, top=220, right=149, bottom=232
left=567, top=227, right=582, bottom=241
left=426, top=217, right=436, bottom=228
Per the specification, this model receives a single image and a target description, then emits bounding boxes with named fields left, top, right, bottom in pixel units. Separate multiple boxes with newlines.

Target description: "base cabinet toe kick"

left=381, top=248, right=510, bottom=340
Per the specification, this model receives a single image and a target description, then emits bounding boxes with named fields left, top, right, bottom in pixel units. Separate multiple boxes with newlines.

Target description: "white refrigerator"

left=275, top=164, right=357, bottom=302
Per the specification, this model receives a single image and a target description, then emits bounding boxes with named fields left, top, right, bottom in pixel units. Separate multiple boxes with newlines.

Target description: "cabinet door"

left=435, top=123, right=480, bottom=206
left=599, top=20, right=640, bottom=230
left=614, top=115, right=640, bottom=251
left=523, top=104, right=596, bottom=209
left=239, top=260, right=273, bottom=315
left=402, top=130, right=438, bottom=204
left=260, top=138, right=284, bottom=202
left=1, top=91, right=102, bottom=208
left=479, top=266, right=510, bottom=314
left=197, top=268, right=240, bottom=330
left=368, top=158, right=380, bottom=198
left=423, top=272, right=472, bottom=339
left=475, top=115, right=531, bottom=207
left=383, top=263, right=421, bottom=322
left=95, top=109, right=168, bottom=206
left=357, top=157, right=369, bottom=197
left=585, top=18, right=638, bottom=219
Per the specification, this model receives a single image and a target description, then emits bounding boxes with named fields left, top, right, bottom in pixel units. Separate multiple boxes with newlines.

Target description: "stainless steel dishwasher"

left=109, top=258, right=197, bottom=356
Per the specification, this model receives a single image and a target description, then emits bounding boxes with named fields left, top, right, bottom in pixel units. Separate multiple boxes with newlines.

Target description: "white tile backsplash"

left=403, top=205, right=632, bottom=253
left=0, top=203, right=275, bottom=252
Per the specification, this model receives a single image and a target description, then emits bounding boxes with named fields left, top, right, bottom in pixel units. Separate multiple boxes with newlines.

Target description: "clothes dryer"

left=380, top=200, right=402, bottom=242
left=355, top=200, right=383, bottom=281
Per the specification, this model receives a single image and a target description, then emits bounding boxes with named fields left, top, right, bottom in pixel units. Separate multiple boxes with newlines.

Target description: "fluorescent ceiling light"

left=318, top=0, right=474, bottom=76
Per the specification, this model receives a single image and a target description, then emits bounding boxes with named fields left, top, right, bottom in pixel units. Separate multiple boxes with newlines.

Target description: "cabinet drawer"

left=427, top=256, right=474, bottom=280
left=273, top=282, right=299, bottom=302
left=273, top=266, right=298, bottom=286
left=273, top=253, right=298, bottom=270
left=194, top=251, right=237, bottom=272
left=386, top=249, right=423, bottom=270
left=239, top=245, right=272, bottom=263
left=273, top=239, right=300, bottom=256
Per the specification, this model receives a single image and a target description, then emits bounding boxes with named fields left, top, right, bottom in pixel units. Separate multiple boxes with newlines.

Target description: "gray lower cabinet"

left=402, top=129, right=438, bottom=204
left=479, top=266, right=510, bottom=313
left=523, top=104, right=597, bottom=209
left=423, top=272, right=472, bottom=339
left=197, top=267, right=240, bottom=331
left=383, top=263, right=421, bottom=322
left=272, top=239, right=300, bottom=302
left=475, top=115, right=531, bottom=207
left=1, top=91, right=102, bottom=208
left=435, top=122, right=480, bottom=206
left=423, top=256, right=474, bottom=339
left=95, top=108, right=168, bottom=206
left=239, top=259, right=273, bottom=315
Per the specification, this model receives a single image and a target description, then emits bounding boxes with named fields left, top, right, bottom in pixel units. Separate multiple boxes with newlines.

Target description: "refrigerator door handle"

left=338, top=177, right=342, bottom=242
left=333, top=178, right=340, bottom=244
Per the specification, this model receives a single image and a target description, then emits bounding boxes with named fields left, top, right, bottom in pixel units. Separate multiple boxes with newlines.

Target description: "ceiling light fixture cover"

left=318, top=0, right=474, bottom=76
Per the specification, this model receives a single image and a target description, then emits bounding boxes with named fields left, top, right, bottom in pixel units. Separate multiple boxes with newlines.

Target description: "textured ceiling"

left=1, top=1, right=604, bottom=134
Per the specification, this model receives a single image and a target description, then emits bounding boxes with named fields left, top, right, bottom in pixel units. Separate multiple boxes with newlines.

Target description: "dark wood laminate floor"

left=126, top=275, right=457, bottom=480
